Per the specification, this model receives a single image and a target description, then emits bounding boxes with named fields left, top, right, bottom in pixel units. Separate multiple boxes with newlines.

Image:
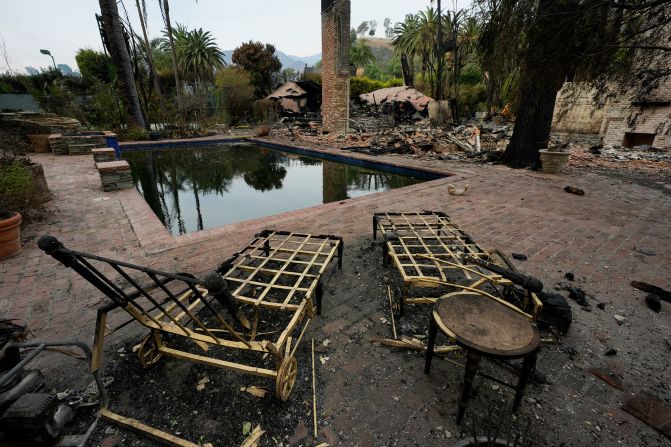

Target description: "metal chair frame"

left=39, top=230, right=343, bottom=401
left=373, top=211, right=542, bottom=318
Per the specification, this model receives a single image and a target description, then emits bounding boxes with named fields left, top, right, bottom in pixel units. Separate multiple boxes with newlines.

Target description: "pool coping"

left=118, top=136, right=472, bottom=254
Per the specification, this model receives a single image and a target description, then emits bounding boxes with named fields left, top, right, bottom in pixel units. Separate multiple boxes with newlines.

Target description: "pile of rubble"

left=568, top=143, right=671, bottom=178
left=268, top=118, right=670, bottom=179
left=359, top=86, right=433, bottom=121
left=272, top=118, right=514, bottom=162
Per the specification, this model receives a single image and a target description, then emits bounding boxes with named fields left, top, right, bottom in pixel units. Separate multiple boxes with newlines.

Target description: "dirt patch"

left=87, top=338, right=317, bottom=446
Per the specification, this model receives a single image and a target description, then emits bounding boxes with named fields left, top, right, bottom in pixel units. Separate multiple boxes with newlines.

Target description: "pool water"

left=123, top=143, right=426, bottom=235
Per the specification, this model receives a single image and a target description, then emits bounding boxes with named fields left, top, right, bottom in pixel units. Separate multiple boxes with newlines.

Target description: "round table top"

left=433, top=293, right=540, bottom=358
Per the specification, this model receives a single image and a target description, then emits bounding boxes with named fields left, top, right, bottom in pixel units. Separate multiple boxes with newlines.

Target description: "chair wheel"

left=275, top=355, right=298, bottom=401
left=137, top=333, right=163, bottom=368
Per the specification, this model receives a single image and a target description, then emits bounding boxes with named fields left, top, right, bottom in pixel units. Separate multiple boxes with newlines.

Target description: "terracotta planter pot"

left=0, top=212, right=22, bottom=260
left=539, top=149, right=570, bottom=174
left=27, top=134, right=51, bottom=153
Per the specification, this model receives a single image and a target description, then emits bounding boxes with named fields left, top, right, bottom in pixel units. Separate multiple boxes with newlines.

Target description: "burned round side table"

left=424, top=293, right=541, bottom=424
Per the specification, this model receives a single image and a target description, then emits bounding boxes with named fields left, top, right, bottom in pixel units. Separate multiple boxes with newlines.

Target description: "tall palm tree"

left=350, top=41, right=374, bottom=70
left=392, top=7, right=464, bottom=102
left=135, top=0, right=163, bottom=100
left=458, top=17, right=480, bottom=63
left=98, top=0, right=146, bottom=129
left=393, top=14, right=419, bottom=86
left=176, top=28, right=224, bottom=83
left=158, top=0, right=181, bottom=107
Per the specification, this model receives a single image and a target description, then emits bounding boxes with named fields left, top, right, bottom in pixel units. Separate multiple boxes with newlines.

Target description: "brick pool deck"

left=1, top=146, right=670, bottom=445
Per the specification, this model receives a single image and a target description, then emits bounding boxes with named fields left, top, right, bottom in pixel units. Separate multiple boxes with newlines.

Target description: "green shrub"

left=458, top=83, right=488, bottom=118
left=459, top=62, right=484, bottom=85
left=253, top=99, right=280, bottom=123
left=303, top=71, right=322, bottom=85
left=215, top=67, right=255, bottom=125
left=350, top=77, right=403, bottom=101
left=0, top=160, right=35, bottom=214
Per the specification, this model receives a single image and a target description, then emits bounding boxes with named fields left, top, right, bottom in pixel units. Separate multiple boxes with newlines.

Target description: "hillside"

left=358, top=38, right=394, bottom=65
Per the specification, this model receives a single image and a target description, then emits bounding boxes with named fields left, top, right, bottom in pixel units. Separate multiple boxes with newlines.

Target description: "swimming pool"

left=122, top=142, right=436, bottom=235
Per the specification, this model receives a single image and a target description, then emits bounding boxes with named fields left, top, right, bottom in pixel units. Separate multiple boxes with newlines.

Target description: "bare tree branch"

left=603, top=0, right=671, bottom=10
left=0, top=35, right=14, bottom=75
left=605, top=44, right=671, bottom=52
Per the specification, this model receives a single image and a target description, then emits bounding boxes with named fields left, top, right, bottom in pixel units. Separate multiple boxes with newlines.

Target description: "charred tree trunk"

left=98, top=0, right=146, bottom=130
left=435, top=0, right=444, bottom=100
left=400, top=54, right=414, bottom=87
left=485, top=74, right=495, bottom=118
left=162, top=0, right=182, bottom=109
left=503, top=0, right=575, bottom=169
left=135, top=0, right=163, bottom=101
left=502, top=80, right=561, bottom=168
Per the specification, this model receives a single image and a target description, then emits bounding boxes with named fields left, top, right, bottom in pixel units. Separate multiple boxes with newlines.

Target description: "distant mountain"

left=288, top=53, right=322, bottom=66
left=222, top=49, right=321, bottom=72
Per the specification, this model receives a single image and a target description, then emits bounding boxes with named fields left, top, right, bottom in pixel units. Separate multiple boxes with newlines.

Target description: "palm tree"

left=393, top=14, right=419, bottom=86
left=158, top=0, right=181, bottom=107
left=458, top=17, right=480, bottom=63
left=98, top=0, right=146, bottom=129
left=134, top=0, right=163, bottom=100
left=392, top=7, right=465, bottom=107
left=176, top=28, right=224, bottom=83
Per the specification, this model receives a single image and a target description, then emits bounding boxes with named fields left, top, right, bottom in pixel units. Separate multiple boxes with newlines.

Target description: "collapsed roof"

left=359, top=86, right=434, bottom=112
left=267, top=81, right=322, bottom=115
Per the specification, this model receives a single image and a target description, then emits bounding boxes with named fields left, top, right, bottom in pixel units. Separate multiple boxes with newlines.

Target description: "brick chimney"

left=321, top=0, right=350, bottom=134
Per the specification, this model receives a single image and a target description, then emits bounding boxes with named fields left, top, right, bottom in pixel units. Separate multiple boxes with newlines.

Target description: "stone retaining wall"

left=69, top=143, right=96, bottom=155
left=96, top=160, right=133, bottom=191
left=49, top=131, right=117, bottom=155
left=91, top=147, right=117, bottom=163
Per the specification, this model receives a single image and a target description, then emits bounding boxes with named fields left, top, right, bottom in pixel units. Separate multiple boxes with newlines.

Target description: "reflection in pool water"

left=123, top=144, right=425, bottom=235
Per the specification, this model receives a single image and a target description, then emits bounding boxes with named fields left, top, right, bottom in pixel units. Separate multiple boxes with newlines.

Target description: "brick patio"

left=1, top=146, right=670, bottom=446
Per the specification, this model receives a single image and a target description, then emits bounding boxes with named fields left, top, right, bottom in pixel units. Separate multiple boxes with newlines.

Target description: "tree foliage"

left=356, top=21, right=371, bottom=36
left=175, top=27, right=224, bottom=83
left=231, top=41, right=282, bottom=98
left=350, top=41, right=374, bottom=69
left=215, top=66, right=255, bottom=124
left=476, top=0, right=671, bottom=168
left=383, top=18, right=394, bottom=38
left=75, top=49, right=113, bottom=84
left=392, top=7, right=465, bottom=100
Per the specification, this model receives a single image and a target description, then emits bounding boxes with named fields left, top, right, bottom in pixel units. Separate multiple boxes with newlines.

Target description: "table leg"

left=513, top=352, right=537, bottom=412
left=424, top=315, right=438, bottom=374
left=457, top=350, right=480, bottom=425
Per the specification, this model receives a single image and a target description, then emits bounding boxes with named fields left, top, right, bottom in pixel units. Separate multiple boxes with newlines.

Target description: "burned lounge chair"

left=38, top=229, right=343, bottom=401
left=373, top=211, right=542, bottom=319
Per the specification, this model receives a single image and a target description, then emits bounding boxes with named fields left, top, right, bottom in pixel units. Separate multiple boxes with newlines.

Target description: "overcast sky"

left=0, top=0, right=471, bottom=74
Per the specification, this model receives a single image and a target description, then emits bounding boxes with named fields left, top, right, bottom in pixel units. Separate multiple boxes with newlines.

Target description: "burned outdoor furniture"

left=424, top=294, right=540, bottom=424
left=38, top=230, right=343, bottom=401
left=373, top=211, right=543, bottom=318
left=0, top=340, right=106, bottom=445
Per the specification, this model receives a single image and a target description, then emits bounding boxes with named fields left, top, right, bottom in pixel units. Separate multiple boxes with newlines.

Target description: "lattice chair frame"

left=373, top=211, right=542, bottom=318
left=38, top=230, right=343, bottom=401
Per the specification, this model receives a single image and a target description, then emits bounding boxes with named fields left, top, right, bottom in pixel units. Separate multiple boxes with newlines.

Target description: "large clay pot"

left=27, top=134, right=51, bottom=153
left=0, top=212, right=22, bottom=260
left=539, top=149, right=570, bottom=174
